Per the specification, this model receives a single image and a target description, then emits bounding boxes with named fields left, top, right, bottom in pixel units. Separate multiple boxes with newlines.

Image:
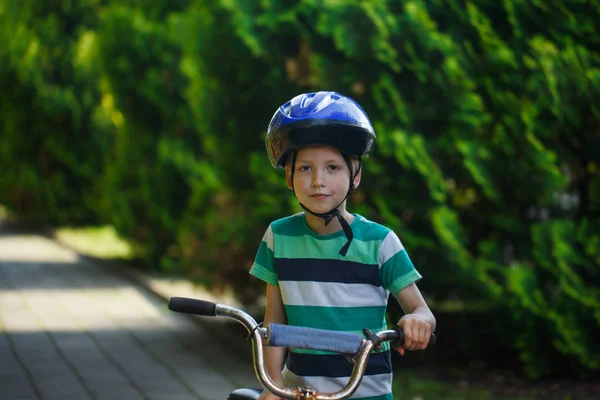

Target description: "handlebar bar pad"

left=267, top=324, right=363, bottom=354
left=168, top=297, right=216, bottom=316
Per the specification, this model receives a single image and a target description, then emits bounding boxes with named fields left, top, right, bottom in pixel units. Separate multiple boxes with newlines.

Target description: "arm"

left=393, top=282, right=436, bottom=355
left=258, top=283, right=287, bottom=400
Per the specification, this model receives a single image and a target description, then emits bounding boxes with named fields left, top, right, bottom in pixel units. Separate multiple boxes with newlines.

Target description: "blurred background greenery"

left=1, top=0, right=599, bottom=396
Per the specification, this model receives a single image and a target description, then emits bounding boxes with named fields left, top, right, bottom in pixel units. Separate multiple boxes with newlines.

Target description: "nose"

left=311, top=169, right=325, bottom=187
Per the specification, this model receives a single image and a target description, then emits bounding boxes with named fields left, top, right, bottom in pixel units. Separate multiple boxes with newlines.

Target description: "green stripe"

left=290, top=344, right=390, bottom=354
left=285, top=305, right=387, bottom=331
left=354, top=395, right=392, bottom=400
left=351, top=217, right=394, bottom=242
left=380, top=250, right=416, bottom=289
left=271, top=214, right=305, bottom=236
left=250, top=240, right=278, bottom=285
left=388, top=269, right=422, bottom=295
left=284, top=307, right=392, bottom=354
left=275, top=232, right=381, bottom=262
left=272, top=213, right=391, bottom=242
left=255, top=240, right=274, bottom=268
left=249, top=263, right=278, bottom=286
left=290, top=326, right=391, bottom=354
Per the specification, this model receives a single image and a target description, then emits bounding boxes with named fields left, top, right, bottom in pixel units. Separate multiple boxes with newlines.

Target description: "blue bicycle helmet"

left=266, top=91, right=376, bottom=168
left=265, top=91, right=377, bottom=256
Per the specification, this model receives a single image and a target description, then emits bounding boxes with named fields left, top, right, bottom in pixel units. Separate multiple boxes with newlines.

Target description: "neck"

left=304, top=208, right=355, bottom=235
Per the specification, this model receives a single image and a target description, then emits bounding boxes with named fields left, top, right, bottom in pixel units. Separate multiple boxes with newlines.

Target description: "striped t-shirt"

left=250, top=213, right=422, bottom=400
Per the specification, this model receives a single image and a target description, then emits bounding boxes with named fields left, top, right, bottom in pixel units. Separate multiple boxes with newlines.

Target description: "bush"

left=2, top=0, right=599, bottom=379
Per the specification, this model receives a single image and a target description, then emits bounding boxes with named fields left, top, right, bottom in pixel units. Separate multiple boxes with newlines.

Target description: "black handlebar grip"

left=428, top=332, right=436, bottom=347
left=390, top=325, right=436, bottom=349
left=168, top=297, right=217, bottom=316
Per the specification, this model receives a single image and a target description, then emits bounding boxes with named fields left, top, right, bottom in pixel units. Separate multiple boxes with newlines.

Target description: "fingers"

left=422, top=328, right=430, bottom=349
left=399, top=320, right=431, bottom=352
left=403, top=324, right=413, bottom=350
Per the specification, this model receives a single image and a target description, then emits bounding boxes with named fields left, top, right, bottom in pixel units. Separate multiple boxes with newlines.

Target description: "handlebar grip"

left=390, top=325, right=436, bottom=349
left=168, top=297, right=216, bottom=316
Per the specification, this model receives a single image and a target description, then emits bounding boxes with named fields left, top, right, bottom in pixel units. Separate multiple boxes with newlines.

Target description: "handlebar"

left=168, top=297, right=435, bottom=400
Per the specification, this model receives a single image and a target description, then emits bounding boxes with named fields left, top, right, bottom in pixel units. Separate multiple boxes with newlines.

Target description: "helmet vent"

left=300, top=95, right=313, bottom=108
left=315, top=93, right=336, bottom=112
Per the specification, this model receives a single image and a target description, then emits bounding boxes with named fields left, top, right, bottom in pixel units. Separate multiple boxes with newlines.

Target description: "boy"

left=250, top=91, right=435, bottom=400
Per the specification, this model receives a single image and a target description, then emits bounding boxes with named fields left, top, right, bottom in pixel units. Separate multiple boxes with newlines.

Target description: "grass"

left=393, top=370, right=525, bottom=400
left=393, top=374, right=492, bottom=399
left=54, top=225, right=133, bottom=259
left=391, top=368, right=597, bottom=400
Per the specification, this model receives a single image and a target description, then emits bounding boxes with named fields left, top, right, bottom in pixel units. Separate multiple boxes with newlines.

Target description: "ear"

left=285, top=165, right=293, bottom=189
left=353, top=167, right=362, bottom=189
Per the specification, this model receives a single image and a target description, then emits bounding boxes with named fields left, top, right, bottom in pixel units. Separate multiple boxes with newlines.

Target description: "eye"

left=328, top=164, right=342, bottom=171
left=297, top=165, right=310, bottom=172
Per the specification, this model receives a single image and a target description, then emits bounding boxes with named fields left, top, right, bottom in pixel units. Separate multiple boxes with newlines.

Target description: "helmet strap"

left=290, top=151, right=362, bottom=256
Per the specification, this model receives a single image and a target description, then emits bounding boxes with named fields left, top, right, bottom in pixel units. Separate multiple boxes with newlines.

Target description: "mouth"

left=310, top=194, right=330, bottom=200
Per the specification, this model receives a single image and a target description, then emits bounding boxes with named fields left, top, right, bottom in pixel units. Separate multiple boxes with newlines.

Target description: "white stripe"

left=280, top=281, right=388, bottom=307
left=283, top=368, right=392, bottom=398
left=263, top=225, right=274, bottom=251
left=379, top=232, right=404, bottom=266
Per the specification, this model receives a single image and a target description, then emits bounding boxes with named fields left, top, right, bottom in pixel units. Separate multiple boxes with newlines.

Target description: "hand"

left=394, top=314, right=432, bottom=356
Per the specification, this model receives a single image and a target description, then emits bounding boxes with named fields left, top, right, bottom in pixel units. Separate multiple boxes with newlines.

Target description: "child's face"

left=286, top=146, right=360, bottom=214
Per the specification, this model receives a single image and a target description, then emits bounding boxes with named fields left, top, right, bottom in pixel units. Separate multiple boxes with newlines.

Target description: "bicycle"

left=168, top=297, right=436, bottom=400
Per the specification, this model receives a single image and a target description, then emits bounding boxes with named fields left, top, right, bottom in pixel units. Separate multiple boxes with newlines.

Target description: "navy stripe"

left=286, top=351, right=392, bottom=378
left=275, top=258, right=380, bottom=286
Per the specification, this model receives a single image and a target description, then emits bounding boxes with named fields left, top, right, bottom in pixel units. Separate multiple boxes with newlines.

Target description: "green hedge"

left=1, top=0, right=599, bottom=379
left=0, top=0, right=107, bottom=225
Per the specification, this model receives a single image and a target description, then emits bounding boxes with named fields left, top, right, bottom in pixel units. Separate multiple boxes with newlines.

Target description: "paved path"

left=0, top=230, right=259, bottom=400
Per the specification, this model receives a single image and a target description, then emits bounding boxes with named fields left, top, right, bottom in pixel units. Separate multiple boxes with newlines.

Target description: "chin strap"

left=306, top=205, right=353, bottom=256
left=290, top=151, right=361, bottom=256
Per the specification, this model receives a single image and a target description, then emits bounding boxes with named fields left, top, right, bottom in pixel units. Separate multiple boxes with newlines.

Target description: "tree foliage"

left=0, top=0, right=106, bottom=225
left=1, top=0, right=599, bottom=379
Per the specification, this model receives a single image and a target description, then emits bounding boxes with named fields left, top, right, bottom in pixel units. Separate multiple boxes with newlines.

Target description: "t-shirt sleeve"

left=378, top=231, right=422, bottom=294
left=249, top=224, right=278, bottom=286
